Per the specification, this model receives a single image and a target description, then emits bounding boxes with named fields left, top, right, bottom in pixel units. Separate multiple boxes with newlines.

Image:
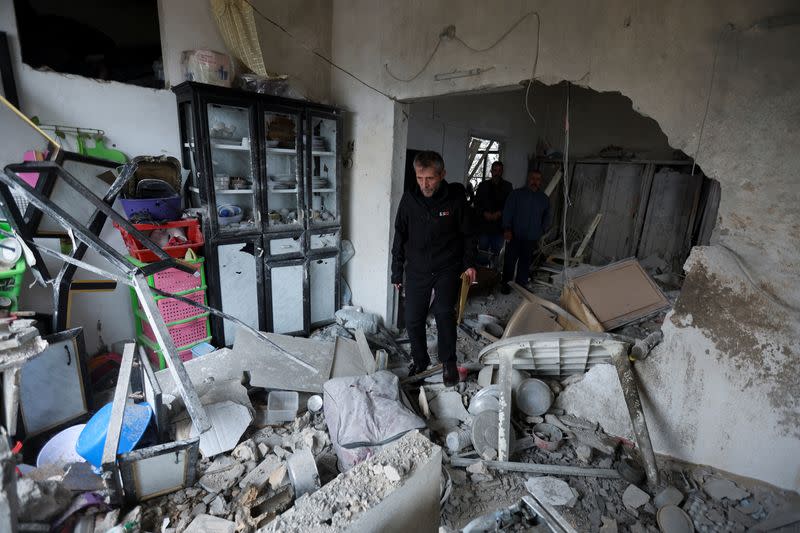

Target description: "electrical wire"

left=242, top=0, right=396, bottom=101
left=385, top=11, right=540, bottom=85
left=523, top=12, right=542, bottom=125
left=561, top=82, right=571, bottom=286
left=692, top=25, right=731, bottom=175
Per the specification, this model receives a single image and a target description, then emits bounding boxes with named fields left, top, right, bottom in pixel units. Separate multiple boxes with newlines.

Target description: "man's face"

left=527, top=171, right=543, bottom=191
left=490, top=163, right=503, bottom=180
left=415, top=164, right=445, bottom=197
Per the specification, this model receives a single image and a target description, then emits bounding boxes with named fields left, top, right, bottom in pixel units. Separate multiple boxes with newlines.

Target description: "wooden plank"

left=591, top=163, right=647, bottom=264
left=559, top=283, right=605, bottom=332
left=101, top=342, right=136, bottom=502
left=574, top=213, right=603, bottom=264
left=570, top=258, right=670, bottom=330
left=630, top=163, right=655, bottom=257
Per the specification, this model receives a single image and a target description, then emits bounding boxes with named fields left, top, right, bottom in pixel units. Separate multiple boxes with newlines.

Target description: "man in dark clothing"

left=501, top=170, right=551, bottom=294
left=475, top=161, right=513, bottom=268
left=391, top=151, right=477, bottom=386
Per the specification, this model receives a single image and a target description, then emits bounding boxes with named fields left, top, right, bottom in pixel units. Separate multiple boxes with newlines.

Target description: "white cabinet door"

left=217, top=241, right=260, bottom=345
left=268, top=262, right=305, bottom=334
left=20, top=331, right=87, bottom=436
left=310, top=256, right=337, bottom=325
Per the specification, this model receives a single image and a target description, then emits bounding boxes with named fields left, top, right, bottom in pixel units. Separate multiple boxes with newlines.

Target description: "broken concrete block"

left=190, top=401, right=253, bottom=458
left=208, top=495, right=227, bottom=517
left=184, top=514, right=236, bottom=533
left=575, top=444, right=593, bottom=463
left=16, top=478, right=71, bottom=522
left=198, top=456, right=245, bottom=493
left=257, top=443, right=270, bottom=457
left=466, top=462, right=488, bottom=475
left=428, top=391, right=470, bottom=422
left=622, top=484, right=650, bottom=509
left=269, top=465, right=287, bottom=490
left=703, top=477, right=749, bottom=501
left=238, top=455, right=282, bottom=490
left=232, top=439, right=259, bottom=463
left=653, top=485, right=684, bottom=509
left=383, top=465, right=401, bottom=482
left=263, top=431, right=441, bottom=532
left=599, top=516, right=618, bottom=533
left=191, top=502, right=207, bottom=518
left=525, top=476, right=578, bottom=508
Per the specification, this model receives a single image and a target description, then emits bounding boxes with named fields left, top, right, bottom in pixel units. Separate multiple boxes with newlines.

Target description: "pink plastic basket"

left=142, top=316, right=209, bottom=348
left=152, top=290, right=206, bottom=323
left=144, top=346, right=193, bottom=369
left=152, top=264, right=203, bottom=293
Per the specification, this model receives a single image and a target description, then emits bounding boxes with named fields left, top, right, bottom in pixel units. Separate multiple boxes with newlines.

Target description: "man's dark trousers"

left=404, top=268, right=460, bottom=369
left=503, top=239, right=537, bottom=285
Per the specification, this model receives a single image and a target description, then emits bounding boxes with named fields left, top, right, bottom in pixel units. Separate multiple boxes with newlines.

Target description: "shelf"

left=312, top=188, right=335, bottom=193
left=311, top=151, right=335, bottom=156
left=266, top=148, right=297, bottom=155
left=269, top=189, right=298, bottom=194
left=216, top=189, right=254, bottom=194
left=212, top=143, right=250, bottom=151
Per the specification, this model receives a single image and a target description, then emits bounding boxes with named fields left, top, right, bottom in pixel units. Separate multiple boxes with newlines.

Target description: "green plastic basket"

left=137, top=334, right=212, bottom=370
left=0, top=221, right=27, bottom=310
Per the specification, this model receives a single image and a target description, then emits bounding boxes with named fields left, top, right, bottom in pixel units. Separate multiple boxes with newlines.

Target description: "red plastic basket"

left=141, top=315, right=210, bottom=348
left=152, top=263, right=203, bottom=293
left=114, top=218, right=204, bottom=263
left=151, top=289, right=206, bottom=323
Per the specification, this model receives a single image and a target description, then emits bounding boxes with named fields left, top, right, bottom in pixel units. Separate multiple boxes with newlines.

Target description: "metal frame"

left=174, top=82, right=343, bottom=342
left=117, top=437, right=200, bottom=503
left=0, top=156, right=211, bottom=434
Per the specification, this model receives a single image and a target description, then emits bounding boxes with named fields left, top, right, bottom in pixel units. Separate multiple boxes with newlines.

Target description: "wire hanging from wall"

left=561, top=82, right=571, bottom=286
left=384, top=11, right=541, bottom=87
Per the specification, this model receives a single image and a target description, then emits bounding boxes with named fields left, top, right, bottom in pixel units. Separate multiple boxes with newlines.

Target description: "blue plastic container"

left=76, top=402, right=156, bottom=468
left=119, top=195, right=181, bottom=222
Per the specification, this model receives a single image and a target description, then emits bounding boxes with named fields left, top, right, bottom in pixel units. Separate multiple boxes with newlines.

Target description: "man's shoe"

left=500, top=283, right=511, bottom=295
left=443, top=361, right=459, bottom=387
left=408, top=359, right=431, bottom=377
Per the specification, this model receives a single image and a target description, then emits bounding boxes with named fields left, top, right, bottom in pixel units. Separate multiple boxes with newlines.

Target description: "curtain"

left=210, top=0, right=267, bottom=76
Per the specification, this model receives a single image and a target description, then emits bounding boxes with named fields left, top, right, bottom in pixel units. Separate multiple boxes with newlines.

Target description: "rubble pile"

left=138, top=412, right=335, bottom=532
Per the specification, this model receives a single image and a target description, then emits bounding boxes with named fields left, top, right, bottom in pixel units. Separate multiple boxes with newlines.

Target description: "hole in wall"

left=397, top=81, right=721, bottom=332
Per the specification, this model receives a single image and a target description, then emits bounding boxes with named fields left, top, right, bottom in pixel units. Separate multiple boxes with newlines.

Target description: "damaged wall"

left=327, top=0, right=800, bottom=489
left=406, top=83, right=675, bottom=191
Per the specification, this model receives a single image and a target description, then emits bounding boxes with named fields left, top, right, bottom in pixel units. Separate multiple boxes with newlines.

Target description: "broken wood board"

left=231, top=327, right=334, bottom=393
left=504, top=283, right=589, bottom=337
left=559, top=283, right=605, bottom=332
left=563, top=258, right=671, bottom=331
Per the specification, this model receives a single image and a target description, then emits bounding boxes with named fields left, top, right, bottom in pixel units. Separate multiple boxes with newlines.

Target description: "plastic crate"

left=138, top=311, right=210, bottom=348
left=153, top=288, right=207, bottom=323
left=137, top=335, right=210, bottom=370
left=113, top=218, right=204, bottom=263
left=0, top=222, right=26, bottom=298
left=128, top=254, right=206, bottom=293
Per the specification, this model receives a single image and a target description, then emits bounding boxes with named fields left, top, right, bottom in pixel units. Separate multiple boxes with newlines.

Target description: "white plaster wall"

left=158, top=0, right=228, bottom=88
left=0, top=0, right=225, bottom=354
left=329, top=0, right=800, bottom=489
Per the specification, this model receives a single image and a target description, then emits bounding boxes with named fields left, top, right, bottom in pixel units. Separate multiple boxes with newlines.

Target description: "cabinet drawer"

left=309, top=230, right=339, bottom=250
left=268, top=235, right=303, bottom=257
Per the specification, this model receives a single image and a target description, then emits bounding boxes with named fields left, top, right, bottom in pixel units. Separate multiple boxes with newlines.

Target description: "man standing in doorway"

left=392, top=151, right=477, bottom=386
left=475, top=161, right=512, bottom=269
left=501, top=169, right=551, bottom=294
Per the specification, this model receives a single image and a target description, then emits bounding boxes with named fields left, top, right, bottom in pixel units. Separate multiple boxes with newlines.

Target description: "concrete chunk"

left=184, top=514, right=235, bottom=533
left=239, top=455, right=283, bottom=490
left=429, top=391, right=470, bottom=422
left=198, top=456, right=245, bottom=493
left=263, top=431, right=441, bottom=532
left=622, top=484, right=650, bottom=509
left=524, top=476, right=579, bottom=508
left=703, top=477, right=749, bottom=501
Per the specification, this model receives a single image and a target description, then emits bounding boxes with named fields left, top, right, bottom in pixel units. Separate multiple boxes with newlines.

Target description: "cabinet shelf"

left=269, top=189, right=298, bottom=194
left=312, top=188, right=335, bottom=193
left=311, top=151, right=335, bottom=156
left=216, top=189, right=254, bottom=195
left=212, top=142, right=250, bottom=151
left=266, top=148, right=297, bottom=155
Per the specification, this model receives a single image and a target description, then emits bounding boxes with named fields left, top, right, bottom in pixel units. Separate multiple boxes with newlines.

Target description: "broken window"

left=13, top=0, right=164, bottom=88
left=466, top=136, right=503, bottom=192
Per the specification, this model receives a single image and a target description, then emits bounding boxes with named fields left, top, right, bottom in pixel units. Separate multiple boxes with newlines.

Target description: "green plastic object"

left=0, top=221, right=27, bottom=311
left=85, top=136, right=127, bottom=163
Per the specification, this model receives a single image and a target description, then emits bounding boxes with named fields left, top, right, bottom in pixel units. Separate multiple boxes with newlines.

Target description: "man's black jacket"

left=391, top=181, right=477, bottom=284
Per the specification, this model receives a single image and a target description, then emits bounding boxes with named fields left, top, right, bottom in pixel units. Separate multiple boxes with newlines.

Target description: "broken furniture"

left=99, top=343, right=200, bottom=503
left=0, top=317, right=48, bottom=437
left=174, top=82, right=343, bottom=343
left=559, top=258, right=671, bottom=331
left=503, top=282, right=589, bottom=337
left=17, top=328, right=90, bottom=439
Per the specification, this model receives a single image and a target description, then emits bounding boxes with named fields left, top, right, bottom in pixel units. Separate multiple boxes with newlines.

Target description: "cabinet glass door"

left=264, top=109, right=303, bottom=231
left=307, top=114, right=338, bottom=227
left=206, top=103, right=258, bottom=235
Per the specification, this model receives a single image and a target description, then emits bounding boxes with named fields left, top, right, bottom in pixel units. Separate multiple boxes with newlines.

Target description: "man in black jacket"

left=392, top=151, right=477, bottom=386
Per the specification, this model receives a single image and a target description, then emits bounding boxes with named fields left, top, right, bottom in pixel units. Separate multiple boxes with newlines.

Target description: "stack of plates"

left=312, top=136, right=329, bottom=152
left=270, top=175, right=297, bottom=190
left=311, top=177, right=329, bottom=189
